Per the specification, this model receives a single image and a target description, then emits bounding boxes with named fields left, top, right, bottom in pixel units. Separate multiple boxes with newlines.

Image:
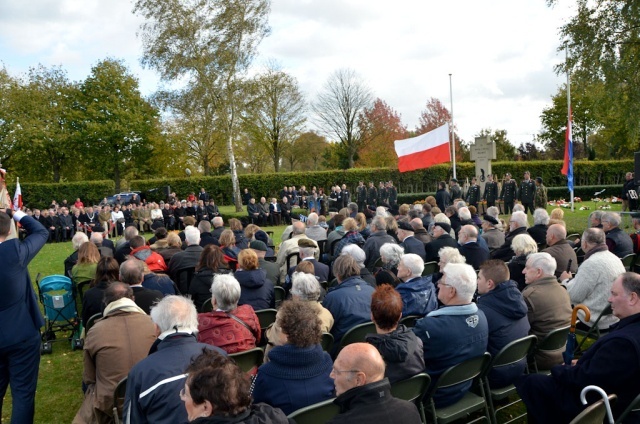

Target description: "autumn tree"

left=416, top=97, right=468, bottom=162
left=475, top=128, right=517, bottom=161
left=312, top=68, right=373, bottom=169
left=282, top=131, right=328, bottom=171
left=357, top=98, right=408, bottom=168
left=243, top=65, right=306, bottom=172
left=134, top=0, right=271, bottom=211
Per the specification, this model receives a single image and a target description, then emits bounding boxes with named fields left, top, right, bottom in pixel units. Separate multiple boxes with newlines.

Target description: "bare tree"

left=312, top=68, right=372, bottom=168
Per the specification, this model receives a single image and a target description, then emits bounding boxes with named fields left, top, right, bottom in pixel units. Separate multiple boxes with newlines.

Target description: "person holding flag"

left=0, top=164, right=18, bottom=240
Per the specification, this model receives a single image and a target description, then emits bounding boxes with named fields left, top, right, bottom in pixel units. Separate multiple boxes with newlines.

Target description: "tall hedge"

left=6, top=180, right=115, bottom=209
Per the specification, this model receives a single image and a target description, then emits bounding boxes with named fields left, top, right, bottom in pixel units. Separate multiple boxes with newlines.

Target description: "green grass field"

left=2, top=203, right=620, bottom=423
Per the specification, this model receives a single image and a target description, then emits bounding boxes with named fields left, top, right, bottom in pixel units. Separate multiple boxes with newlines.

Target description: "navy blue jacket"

left=477, top=280, right=530, bottom=388
left=400, top=236, right=426, bottom=261
left=323, top=276, right=375, bottom=346
left=0, top=215, right=48, bottom=347
left=236, top=268, right=274, bottom=311
left=396, top=277, right=438, bottom=317
left=458, top=241, right=490, bottom=270
left=252, top=344, right=334, bottom=415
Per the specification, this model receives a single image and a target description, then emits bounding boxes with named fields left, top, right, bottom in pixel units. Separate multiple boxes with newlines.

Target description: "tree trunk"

left=114, top=161, right=121, bottom=192
left=203, top=156, right=210, bottom=176
left=228, top=131, right=242, bottom=211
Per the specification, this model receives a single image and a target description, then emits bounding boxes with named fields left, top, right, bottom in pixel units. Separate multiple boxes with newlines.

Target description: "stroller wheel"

left=41, top=342, right=53, bottom=355
left=72, top=338, right=84, bottom=350
left=44, top=330, right=57, bottom=341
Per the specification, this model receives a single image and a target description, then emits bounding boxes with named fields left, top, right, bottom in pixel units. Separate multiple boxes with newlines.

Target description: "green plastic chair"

left=390, top=373, right=431, bottom=424
left=112, top=377, right=128, bottom=424
left=566, top=233, right=581, bottom=243
left=615, top=392, right=640, bottom=424
left=482, top=335, right=537, bottom=424
left=400, top=315, right=422, bottom=328
left=85, top=313, right=103, bottom=334
left=287, top=398, right=339, bottom=424
left=255, top=308, right=278, bottom=331
left=320, top=332, right=334, bottom=353
left=339, top=321, right=376, bottom=349
left=621, top=253, right=636, bottom=272
left=422, top=261, right=439, bottom=276
left=423, top=352, right=492, bottom=424
left=274, top=286, right=286, bottom=309
left=229, top=348, right=264, bottom=373
left=529, top=325, right=571, bottom=374
left=201, top=297, right=213, bottom=313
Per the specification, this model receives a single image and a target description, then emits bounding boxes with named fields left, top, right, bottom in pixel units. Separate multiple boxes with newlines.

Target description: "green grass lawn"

left=2, top=203, right=621, bottom=423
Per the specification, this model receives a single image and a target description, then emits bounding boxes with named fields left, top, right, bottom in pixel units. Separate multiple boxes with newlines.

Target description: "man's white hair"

left=442, top=263, right=477, bottom=303
left=526, top=252, right=557, bottom=276
left=401, top=253, right=424, bottom=277
left=184, top=225, right=200, bottom=245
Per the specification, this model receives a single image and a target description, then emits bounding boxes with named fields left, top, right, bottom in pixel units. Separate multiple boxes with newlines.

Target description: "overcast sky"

left=0, top=0, right=574, bottom=147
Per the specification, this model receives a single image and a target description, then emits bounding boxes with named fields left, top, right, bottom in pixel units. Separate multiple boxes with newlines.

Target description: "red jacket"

left=130, top=245, right=168, bottom=272
left=197, top=305, right=261, bottom=354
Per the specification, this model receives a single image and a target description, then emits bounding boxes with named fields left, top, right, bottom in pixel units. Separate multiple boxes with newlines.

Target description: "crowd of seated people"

left=25, top=184, right=639, bottom=423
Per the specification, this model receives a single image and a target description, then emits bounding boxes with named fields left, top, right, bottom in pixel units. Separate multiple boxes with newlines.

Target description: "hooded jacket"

left=131, top=245, right=168, bottom=273
left=235, top=268, right=274, bottom=311
left=396, top=277, right=438, bottom=317
left=477, top=280, right=531, bottom=388
left=365, top=325, right=425, bottom=383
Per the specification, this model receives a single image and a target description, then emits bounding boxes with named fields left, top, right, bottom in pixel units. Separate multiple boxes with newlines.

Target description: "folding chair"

left=529, top=326, right=571, bottom=374
left=286, top=252, right=300, bottom=271
left=390, top=373, right=431, bottom=424
left=423, top=353, right=492, bottom=424
left=320, top=332, right=334, bottom=353
left=201, top=298, right=213, bottom=313
left=112, top=377, right=128, bottom=424
left=621, top=253, right=636, bottom=272
left=339, top=321, right=377, bottom=350
left=576, top=304, right=613, bottom=352
left=287, top=398, right=339, bottom=424
left=615, top=392, right=640, bottom=424
left=229, top=347, right=264, bottom=373
left=85, top=313, right=103, bottom=334
left=174, top=266, right=195, bottom=294
left=274, top=286, right=286, bottom=309
left=422, top=261, right=439, bottom=276
left=399, top=315, right=422, bottom=328
left=570, top=386, right=616, bottom=424
left=566, top=233, right=581, bottom=243
left=255, top=308, right=278, bottom=331
left=482, top=335, right=537, bottom=424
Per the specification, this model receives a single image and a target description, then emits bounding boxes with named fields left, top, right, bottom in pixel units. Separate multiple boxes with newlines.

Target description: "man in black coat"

left=363, top=216, right=397, bottom=269
left=491, top=211, right=528, bottom=261
left=457, top=225, right=490, bottom=270
left=120, top=258, right=162, bottom=315
left=286, top=239, right=330, bottom=284
left=168, top=226, right=204, bottom=293
left=397, top=221, right=426, bottom=261
left=435, top=181, right=451, bottom=211
left=424, top=222, right=458, bottom=263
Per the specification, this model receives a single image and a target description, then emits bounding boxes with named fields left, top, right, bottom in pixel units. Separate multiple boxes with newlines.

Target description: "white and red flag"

left=394, top=123, right=451, bottom=172
left=13, top=179, right=22, bottom=211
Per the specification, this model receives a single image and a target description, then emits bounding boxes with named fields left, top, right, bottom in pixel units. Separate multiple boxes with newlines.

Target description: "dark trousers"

left=270, top=212, right=281, bottom=226
left=503, top=201, right=515, bottom=215
left=522, top=202, right=535, bottom=215
left=0, top=332, right=41, bottom=424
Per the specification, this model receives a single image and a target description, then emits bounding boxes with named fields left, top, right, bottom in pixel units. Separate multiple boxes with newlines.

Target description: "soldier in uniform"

left=483, top=174, right=499, bottom=208
left=534, top=177, right=548, bottom=210
left=377, top=181, right=388, bottom=207
left=518, top=171, right=537, bottom=215
left=387, top=181, right=398, bottom=210
left=466, top=177, right=481, bottom=208
left=341, top=184, right=351, bottom=206
left=356, top=181, right=367, bottom=212
left=449, top=178, right=462, bottom=201
left=500, top=173, right=518, bottom=215
left=367, top=181, right=378, bottom=208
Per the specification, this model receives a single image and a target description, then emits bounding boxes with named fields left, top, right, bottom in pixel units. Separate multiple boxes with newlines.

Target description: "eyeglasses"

left=179, top=387, right=187, bottom=400
left=332, top=368, right=361, bottom=374
left=437, top=282, right=452, bottom=287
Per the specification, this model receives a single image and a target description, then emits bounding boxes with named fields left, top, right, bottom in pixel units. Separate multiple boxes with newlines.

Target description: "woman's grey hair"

left=341, top=244, right=366, bottom=267
left=601, top=212, right=621, bottom=227
left=72, top=232, right=89, bottom=250
left=512, top=204, right=525, bottom=213
left=458, top=207, right=471, bottom=221
left=511, top=234, right=538, bottom=256
left=526, top=252, right=557, bottom=276
left=375, top=206, right=388, bottom=217
left=487, top=206, right=500, bottom=219
left=150, top=295, right=199, bottom=334
left=533, top=208, right=550, bottom=226
left=210, top=274, right=241, bottom=312
left=511, top=211, right=528, bottom=228
left=380, top=243, right=404, bottom=267
left=438, top=246, right=466, bottom=266
left=290, top=272, right=321, bottom=301
left=433, top=213, right=451, bottom=225
left=442, top=263, right=477, bottom=303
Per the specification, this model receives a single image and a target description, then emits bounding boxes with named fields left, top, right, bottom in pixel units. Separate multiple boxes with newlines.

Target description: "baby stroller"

left=36, top=274, right=83, bottom=354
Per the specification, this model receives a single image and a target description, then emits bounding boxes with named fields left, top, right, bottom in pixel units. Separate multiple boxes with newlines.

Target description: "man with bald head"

left=457, top=225, right=489, bottom=270
left=276, top=221, right=318, bottom=281
left=327, top=343, right=421, bottom=424
left=542, top=223, right=578, bottom=278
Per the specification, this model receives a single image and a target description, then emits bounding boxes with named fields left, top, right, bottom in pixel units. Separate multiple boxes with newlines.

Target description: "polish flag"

left=394, top=123, right=451, bottom=172
left=13, top=180, right=22, bottom=211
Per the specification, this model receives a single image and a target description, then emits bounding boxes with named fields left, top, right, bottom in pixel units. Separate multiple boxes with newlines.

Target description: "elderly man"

left=250, top=241, right=279, bottom=286
left=276, top=221, right=319, bottom=281
left=397, top=221, right=426, bottom=261
left=491, top=211, right=528, bottom=261
left=589, top=210, right=604, bottom=229
left=114, top=225, right=139, bottom=263
left=247, top=197, right=261, bottom=225
left=410, top=218, right=431, bottom=244
left=305, top=212, right=327, bottom=242
left=168, top=225, right=203, bottom=293
left=542, top=224, right=578, bottom=278
left=412, top=263, right=488, bottom=407
left=323, top=255, right=375, bottom=350
left=521, top=253, right=572, bottom=370
left=341, top=244, right=377, bottom=287
left=424, top=222, right=458, bottom=263
left=395, top=254, right=438, bottom=317
left=210, top=216, right=225, bottom=240
left=517, top=272, right=640, bottom=423
left=527, top=208, right=549, bottom=245
left=363, top=216, right=397, bottom=269
left=481, top=214, right=505, bottom=251
left=287, top=238, right=329, bottom=284
left=75, top=283, right=156, bottom=423
left=477, top=260, right=530, bottom=388
left=123, top=296, right=225, bottom=424
left=559, top=228, right=625, bottom=331
left=327, top=343, right=422, bottom=424
left=120, top=259, right=163, bottom=315
left=601, top=212, right=634, bottom=258
left=457, top=225, right=490, bottom=270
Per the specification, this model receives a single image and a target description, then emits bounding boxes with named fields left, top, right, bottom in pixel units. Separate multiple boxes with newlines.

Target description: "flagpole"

left=449, top=73, right=456, bottom=180
left=566, top=47, right=574, bottom=212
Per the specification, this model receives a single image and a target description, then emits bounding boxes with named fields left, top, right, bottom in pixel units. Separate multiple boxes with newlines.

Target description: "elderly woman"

left=189, top=245, right=232, bottom=312
left=365, top=284, right=425, bottom=383
left=81, top=256, right=119, bottom=326
left=197, top=274, right=261, bottom=354
left=528, top=208, right=550, bottom=245
left=72, top=242, right=101, bottom=283
left=219, top=229, right=240, bottom=260
left=427, top=246, right=467, bottom=288
left=375, top=243, right=405, bottom=287
left=252, top=300, right=334, bottom=415
left=64, top=231, right=89, bottom=277
left=334, top=218, right=365, bottom=257
left=156, top=232, right=183, bottom=264
left=235, top=249, right=274, bottom=311
left=150, top=202, right=164, bottom=230
left=180, top=350, right=290, bottom=423
left=549, top=207, right=566, bottom=227
left=341, top=244, right=377, bottom=286
left=509, top=233, right=538, bottom=291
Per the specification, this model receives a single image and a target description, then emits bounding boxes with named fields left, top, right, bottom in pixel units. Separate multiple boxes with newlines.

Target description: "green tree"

left=476, top=128, right=517, bottom=161
left=134, top=0, right=271, bottom=211
left=80, top=58, right=160, bottom=190
left=0, top=66, right=21, bottom=173
left=312, top=68, right=373, bottom=169
left=282, top=131, right=329, bottom=172
left=243, top=64, right=306, bottom=172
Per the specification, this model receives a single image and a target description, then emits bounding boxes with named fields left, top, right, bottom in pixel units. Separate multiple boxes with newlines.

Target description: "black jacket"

left=365, top=325, right=425, bottom=383
left=236, top=269, right=274, bottom=311
left=425, top=234, right=458, bottom=263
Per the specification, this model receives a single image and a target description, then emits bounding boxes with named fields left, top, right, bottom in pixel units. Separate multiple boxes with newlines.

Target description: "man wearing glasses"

left=328, top=343, right=421, bottom=424
left=412, top=263, right=488, bottom=408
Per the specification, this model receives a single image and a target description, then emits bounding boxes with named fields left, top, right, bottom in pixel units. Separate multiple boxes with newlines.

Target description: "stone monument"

left=469, top=136, right=497, bottom=195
